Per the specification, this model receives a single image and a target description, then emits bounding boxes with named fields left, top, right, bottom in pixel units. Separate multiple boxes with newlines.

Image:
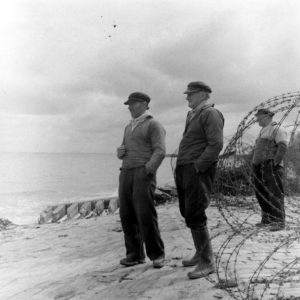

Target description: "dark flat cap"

left=184, top=81, right=212, bottom=94
left=124, top=92, right=151, bottom=105
left=255, top=108, right=274, bottom=117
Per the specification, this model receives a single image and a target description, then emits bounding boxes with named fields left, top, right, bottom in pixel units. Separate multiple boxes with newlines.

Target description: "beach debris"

left=112, top=227, right=122, bottom=232
left=57, top=215, right=68, bottom=223
left=58, top=234, right=68, bottom=238
left=0, top=218, right=14, bottom=230
left=85, top=211, right=97, bottom=219
left=213, top=292, right=224, bottom=299
left=154, top=189, right=172, bottom=205
left=215, top=278, right=238, bottom=289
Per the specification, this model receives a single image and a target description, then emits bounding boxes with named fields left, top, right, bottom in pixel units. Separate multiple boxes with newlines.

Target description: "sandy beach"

left=1, top=201, right=299, bottom=300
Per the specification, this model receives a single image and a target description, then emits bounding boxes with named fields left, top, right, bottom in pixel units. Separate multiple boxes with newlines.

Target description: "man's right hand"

left=117, top=145, right=126, bottom=159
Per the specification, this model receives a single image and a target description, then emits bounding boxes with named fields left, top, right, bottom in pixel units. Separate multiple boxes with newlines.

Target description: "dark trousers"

left=119, top=167, right=165, bottom=261
left=252, top=161, right=285, bottom=223
left=175, top=163, right=217, bottom=229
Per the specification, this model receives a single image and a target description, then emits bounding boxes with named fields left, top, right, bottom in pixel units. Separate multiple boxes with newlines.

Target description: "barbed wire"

left=168, top=91, right=300, bottom=299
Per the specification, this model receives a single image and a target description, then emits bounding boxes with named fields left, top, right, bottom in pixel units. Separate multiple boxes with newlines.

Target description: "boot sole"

left=182, top=261, right=200, bottom=267
left=120, top=259, right=146, bottom=267
left=187, top=268, right=216, bottom=280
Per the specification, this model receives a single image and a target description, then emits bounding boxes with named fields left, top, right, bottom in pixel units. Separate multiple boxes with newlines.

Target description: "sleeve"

left=274, top=127, right=288, bottom=165
left=274, top=127, right=288, bottom=145
left=145, top=120, right=166, bottom=173
left=194, top=109, right=224, bottom=173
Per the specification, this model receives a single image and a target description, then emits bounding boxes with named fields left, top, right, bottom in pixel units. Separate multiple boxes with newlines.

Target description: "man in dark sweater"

left=117, top=92, right=166, bottom=268
left=175, top=81, right=224, bottom=279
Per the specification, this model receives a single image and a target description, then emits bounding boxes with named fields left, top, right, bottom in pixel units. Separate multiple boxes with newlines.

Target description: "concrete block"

left=67, top=202, right=79, bottom=219
left=52, top=204, right=67, bottom=223
left=94, top=199, right=105, bottom=215
left=39, top=206, right=55, bottom=224
left=80, top=201, right=92, bottom=217
left=108, top=198, right=119, bottom=213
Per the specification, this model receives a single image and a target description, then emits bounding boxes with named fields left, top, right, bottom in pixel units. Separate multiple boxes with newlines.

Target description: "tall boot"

left=182, top=229, right=202, bottom=267
left=187, top=226, right=215, bottom=280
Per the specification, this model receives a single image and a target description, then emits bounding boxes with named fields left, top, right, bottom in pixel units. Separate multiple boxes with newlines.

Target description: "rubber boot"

left=187, top=227, right=215, bottom=280
left=255, top=211, right=271, bottom=227
left=182, top=230, right=201, bottom=267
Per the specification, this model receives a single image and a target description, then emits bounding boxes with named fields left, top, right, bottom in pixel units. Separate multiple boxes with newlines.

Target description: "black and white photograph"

left=1, top=0, right=300, bottom=299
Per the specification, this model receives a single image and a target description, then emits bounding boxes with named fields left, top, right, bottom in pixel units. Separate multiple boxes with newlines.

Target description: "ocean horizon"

left=0, top=152, right=175, bottom=225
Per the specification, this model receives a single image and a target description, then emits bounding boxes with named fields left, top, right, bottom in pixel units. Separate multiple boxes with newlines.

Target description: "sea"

left=0, top=153, right=175, bottom=225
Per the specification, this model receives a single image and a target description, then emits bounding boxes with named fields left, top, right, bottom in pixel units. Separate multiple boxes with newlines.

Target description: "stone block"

left=80, top=201, right=92, bottom=217
left=108, top=197, right=119, bottom=213
left=39, top=206, right=55, bottom=224
left=67, top=202, right=79, bottom=219
left=94, top=199, right=105, bottom=215
left=52, top=205, right=67, bottom=223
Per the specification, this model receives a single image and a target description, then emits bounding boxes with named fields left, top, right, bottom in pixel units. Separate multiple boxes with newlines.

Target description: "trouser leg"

left=132, top=167, right=164, bottom=260
left=119, top=169, right=145, bottom=260
left=176, top=163, right=217, bottom=271
left=253, top=164, right=272, bottom=223
left=176, top=163, right=216, bottom=229
left=263, top=162, right=285, bottom=223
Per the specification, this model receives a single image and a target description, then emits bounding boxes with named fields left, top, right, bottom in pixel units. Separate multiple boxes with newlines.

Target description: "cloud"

left=1, top=0, right=300, bottom=152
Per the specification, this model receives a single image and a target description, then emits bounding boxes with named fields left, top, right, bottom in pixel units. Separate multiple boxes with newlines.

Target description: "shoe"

left=153, top=255, right=165, bottom=268
left=120, top=257, right=145, bottom=267
left=255, top=222, right=270, bottom=228
left=269, top=223, right=285, bottom=232
left=187, top=263, right=215, bottom=279
left=182, top=252, right=201, bottom=267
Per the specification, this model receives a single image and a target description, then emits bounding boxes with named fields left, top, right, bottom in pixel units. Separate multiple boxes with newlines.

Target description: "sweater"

left=121, top=115, right=166, bottom=173
left=177, top=104, right=224, bottom=172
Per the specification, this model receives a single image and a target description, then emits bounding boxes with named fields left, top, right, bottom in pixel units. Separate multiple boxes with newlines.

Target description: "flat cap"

left=184, top=81, right=212, bottom=94
left=255, top=108, right=274, bottom=117
left=124, top=92, right=151, bottom=105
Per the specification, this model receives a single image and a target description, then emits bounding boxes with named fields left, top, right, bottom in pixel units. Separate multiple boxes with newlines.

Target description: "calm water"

left=0, top=153, right=174, bottom=224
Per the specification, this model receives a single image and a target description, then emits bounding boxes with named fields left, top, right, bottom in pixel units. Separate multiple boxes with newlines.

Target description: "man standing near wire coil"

left=252, top=108, right=288, bottom=232
left=175, top=81, right=224, bottom=280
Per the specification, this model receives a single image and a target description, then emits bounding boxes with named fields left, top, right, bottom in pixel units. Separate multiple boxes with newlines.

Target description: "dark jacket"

left=121, top=115, right=166, bottom=173
left=177, top=104, right=224, bottom=172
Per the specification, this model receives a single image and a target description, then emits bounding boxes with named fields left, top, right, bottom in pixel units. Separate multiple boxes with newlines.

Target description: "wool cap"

left=124, top=92, right=151, bottom=105
left=184, top=81, right=212, bottom=94
left=255, top=108, right=275, bottom=117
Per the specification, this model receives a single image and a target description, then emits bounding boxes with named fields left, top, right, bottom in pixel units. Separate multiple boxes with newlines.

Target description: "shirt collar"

left=191, top=100, right=209, bottom=113
left=131, top=111, right=152, bottom=122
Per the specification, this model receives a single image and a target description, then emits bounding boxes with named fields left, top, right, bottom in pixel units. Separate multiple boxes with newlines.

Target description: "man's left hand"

left=145, top=165, right=154, bottom=175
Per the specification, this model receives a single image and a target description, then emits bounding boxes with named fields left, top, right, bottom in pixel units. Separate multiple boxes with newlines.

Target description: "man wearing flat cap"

left=117, top=92, right=166, bottom=268
left=175, top=81, right=224, bottom=279
left=252, top=108, right=288, bottom=231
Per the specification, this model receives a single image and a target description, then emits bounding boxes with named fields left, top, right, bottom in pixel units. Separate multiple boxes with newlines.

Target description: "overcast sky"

left=1, top=0, right=300, bottom=154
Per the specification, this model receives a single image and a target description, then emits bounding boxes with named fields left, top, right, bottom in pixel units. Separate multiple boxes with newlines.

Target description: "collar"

left=131, top=111, right=152, bottom=122
left=191, top=100, right=209, bottom=113
left=261, top=121, right=277, bottom=129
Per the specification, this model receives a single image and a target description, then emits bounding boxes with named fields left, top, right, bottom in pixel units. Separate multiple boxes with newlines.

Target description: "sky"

left=1, top=0, right=300, bottom=154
